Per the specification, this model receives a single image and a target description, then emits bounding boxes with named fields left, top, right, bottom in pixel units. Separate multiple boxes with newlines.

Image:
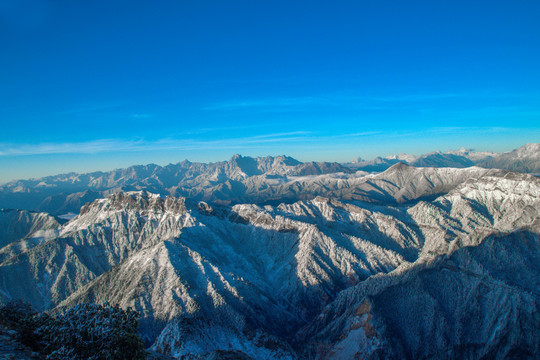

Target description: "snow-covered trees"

left=0, top=300, right=146, bottom=360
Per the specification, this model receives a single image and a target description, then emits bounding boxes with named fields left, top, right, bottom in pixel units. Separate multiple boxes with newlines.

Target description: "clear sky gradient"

left=1, top=1, right=539, bottom=183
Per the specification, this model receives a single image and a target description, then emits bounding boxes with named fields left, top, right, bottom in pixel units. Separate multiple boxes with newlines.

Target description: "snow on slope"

left=410, top=171, right=540, bottom=258
left=55, top=191, right=422, bottom=353
left=478, top=142, right=540, bottom=174
left=0, top=165, right=538, bottom=359
left=298, top=230, right=539, bottom=360
left=296, top=171, right=539, bottom=359
left=348, top=143, right=538, bottom=174
left=0, top=209, right=61, bottom=249
left=1, top=144, right=537, bottom=216
left=0, top=192, right=190, bottom=309
left=0, top=155, right=351, bottom=215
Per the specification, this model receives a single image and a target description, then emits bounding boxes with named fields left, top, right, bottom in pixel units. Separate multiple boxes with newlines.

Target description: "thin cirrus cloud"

left=0, top=139, right=139, bottom=156
left=57, top=102, right=126, bottom=116
left=0, top=127, right=523, bottom=157
left=381, top=126, right=512, bottom=138
left=331, top=131, right=383, bottom=138
left=203, top=91, right=540, bottom=112
left=202, top=93, right=473, bottom=112
left=0, top=132, right=313, bottom=156
left=203, top=97, right=323, bottom=111
left=56, top=103, right=154, bottom=120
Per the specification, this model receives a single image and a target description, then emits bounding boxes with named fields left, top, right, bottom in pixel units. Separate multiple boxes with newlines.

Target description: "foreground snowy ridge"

left=0, top=161, right=538, bottom=359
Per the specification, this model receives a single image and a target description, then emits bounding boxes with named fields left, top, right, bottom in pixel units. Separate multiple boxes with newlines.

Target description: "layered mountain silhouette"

left=0, top=144, right=538, bottom=359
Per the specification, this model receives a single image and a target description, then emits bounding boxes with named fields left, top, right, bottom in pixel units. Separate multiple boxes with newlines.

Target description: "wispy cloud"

left=204, top=91, right=540, bottom=112
left=359, top=93, right=466, bottom=102
left=331, top=131, right=382, bottom=138
left=382, top=126, right=515, bottom=138
left=182, top=124, right=267, bottom=136
left=58, top=102, right=125, bottom=116
left=0, top=132, right=314, bottom=156
left=204, top=97, right=323, bottom=111
left=0, top=127, right=530, bottom=157
left=202, top=94, right=437, bottom=112
left=0, top=139, right=140, bottom=156
left=244, top=131, right=310, bottom=140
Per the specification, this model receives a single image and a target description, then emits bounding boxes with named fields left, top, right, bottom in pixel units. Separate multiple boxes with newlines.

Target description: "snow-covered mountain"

left=0, top=155, right=351, bottom=215
left=297, top=230, right=539, bottom=359
left=0, top=163, right=538, bottom=359
left=477, top=142, right=540, bottom=174
left=1, top=144, right=537, bottom=218
left=348, top=143, right=538, bottom=173
left=0, top=209, right=61, bottom=249
left=348, top=148, right=488, bottom=171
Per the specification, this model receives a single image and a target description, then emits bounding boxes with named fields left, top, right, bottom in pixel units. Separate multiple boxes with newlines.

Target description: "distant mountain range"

left=348, top=142, right=539, bottom=173
left=1, top=143, right=538, bottom=216
left=0, top=143, right=538, bottom=359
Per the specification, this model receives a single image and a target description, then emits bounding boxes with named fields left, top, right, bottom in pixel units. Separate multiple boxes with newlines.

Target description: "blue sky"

left=1, top=1, right=539, bottom=183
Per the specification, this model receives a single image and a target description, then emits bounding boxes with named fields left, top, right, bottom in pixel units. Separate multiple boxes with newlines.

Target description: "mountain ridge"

left=0, top=145, right=538, bottom=359
left=1, top=143, right=538, bottom=217
left=0, top=163, right=537, bottom=359
left=349, top=143, right=539, bottom=173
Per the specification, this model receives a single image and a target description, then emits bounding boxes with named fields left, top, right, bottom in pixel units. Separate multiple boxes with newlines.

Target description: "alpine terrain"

left=0, top=144, right=538, bottom=359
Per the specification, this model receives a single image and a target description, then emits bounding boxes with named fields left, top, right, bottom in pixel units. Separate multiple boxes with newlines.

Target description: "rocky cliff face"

left=0, top=164, right=538, bottom=359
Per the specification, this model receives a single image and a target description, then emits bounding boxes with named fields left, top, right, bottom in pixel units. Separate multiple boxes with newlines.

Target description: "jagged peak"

left=229, top=154, right=302, bottom=168
left=229, top=153, right=245, bottom=161
left=174, top=159, right=192, bottom=167
left=79, top=191, right=186, bottom=216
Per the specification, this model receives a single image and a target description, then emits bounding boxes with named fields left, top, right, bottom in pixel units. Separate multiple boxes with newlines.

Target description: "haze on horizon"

left=1, top=0, right=539, bottom=184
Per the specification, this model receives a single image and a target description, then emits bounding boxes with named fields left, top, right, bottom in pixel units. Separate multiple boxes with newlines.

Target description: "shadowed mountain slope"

left=0, top=165, right=537, bottom=359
